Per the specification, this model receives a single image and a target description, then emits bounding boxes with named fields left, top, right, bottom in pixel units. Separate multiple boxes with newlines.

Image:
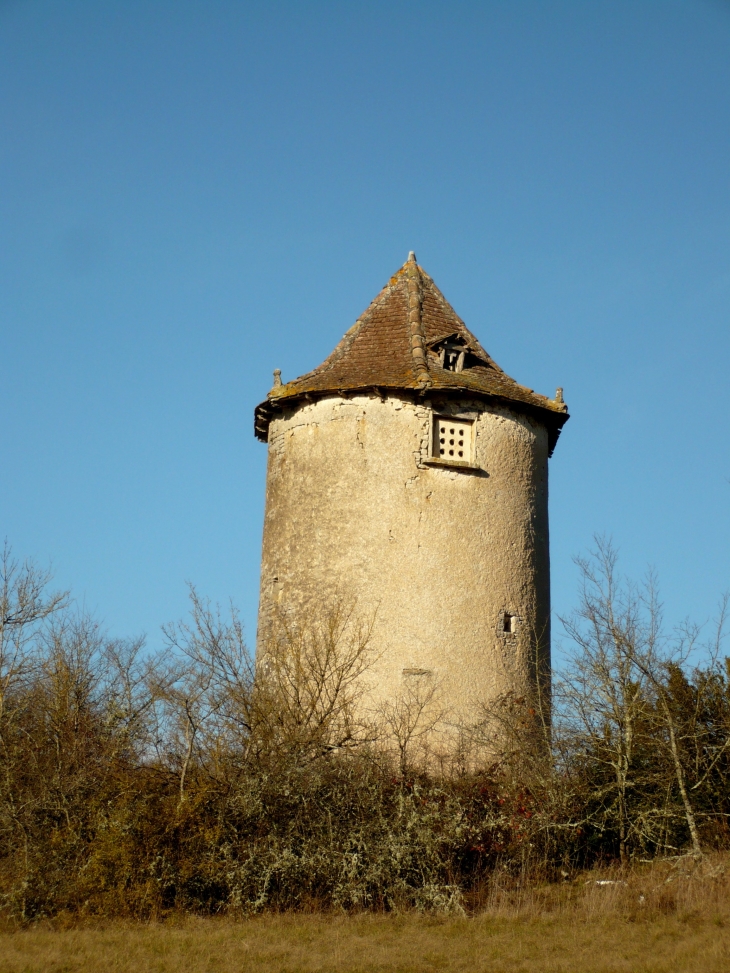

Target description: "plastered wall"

left=257, top=391, right=551, bottom=729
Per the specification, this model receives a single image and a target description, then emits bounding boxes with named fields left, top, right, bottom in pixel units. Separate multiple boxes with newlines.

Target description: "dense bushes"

left=1, top=541, right=729, bottom=921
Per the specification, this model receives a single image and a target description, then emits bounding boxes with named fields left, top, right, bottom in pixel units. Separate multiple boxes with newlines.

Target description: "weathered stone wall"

left=257, top=391, right=551, bottom=729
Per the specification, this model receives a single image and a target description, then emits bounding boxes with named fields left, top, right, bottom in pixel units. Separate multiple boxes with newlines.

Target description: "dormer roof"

left=255, top=253, right=569, bottom=453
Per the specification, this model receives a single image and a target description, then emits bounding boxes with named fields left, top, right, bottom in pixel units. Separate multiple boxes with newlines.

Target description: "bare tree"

left=684, top=599, right=730, bottom=806
left=0, top=546, right=69, bottom=896
left=379, top=675, right=444, bottom=775
left=102, top=634, right=172, bottom=763
left=559, top=538, right=662, bottom=864
left=0, top=543, right=68, bottom=727
left=254, top=596, right=377, bottom=763
left=634, top=596, right=729, bottom=857
left=163, top=589, right=378, bottom=781
left=161, top=588, right=247, bottom=798
left=559, top=538, right=727, bottom=861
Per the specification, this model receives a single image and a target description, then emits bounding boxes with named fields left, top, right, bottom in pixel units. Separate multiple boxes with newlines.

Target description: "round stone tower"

left=254, top=253, right=568, bottom=730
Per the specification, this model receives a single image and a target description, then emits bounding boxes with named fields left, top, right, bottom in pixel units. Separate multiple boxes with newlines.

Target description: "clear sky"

left=2, top=0, right=729, bottom=656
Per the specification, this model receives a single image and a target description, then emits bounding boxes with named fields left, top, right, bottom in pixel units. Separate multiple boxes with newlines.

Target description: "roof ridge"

left=405, top=252, right=431, bottom=389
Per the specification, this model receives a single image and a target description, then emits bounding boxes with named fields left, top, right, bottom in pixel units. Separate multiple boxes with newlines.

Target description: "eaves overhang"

left=254, top=384, right=569, bottom=456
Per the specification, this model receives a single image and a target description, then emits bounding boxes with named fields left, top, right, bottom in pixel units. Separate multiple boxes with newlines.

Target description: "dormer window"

left=442, top=342, right=465, bottom=372
left=432, top=416, right=473, bottom=462
left=428, top=333, right=487, bottom=374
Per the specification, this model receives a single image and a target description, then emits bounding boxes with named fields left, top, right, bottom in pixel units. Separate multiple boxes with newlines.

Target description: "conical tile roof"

left=255, top=253, right=568, bottom=452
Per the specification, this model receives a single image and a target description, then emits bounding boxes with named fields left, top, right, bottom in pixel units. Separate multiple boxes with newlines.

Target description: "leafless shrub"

left=1, top=540, right=729, bottom=923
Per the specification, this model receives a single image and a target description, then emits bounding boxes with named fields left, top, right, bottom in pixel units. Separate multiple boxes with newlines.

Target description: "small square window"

left=502, top=612, right=517, bottom=635
left=432, top=416, right=473, bottom=462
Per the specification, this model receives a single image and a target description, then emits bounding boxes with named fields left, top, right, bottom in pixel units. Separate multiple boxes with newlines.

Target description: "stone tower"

left=254, top=253, right=568, bottom=730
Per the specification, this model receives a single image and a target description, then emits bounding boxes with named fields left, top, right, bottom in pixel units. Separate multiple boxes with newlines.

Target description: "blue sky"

left=2, top=0, right=729, bottom=655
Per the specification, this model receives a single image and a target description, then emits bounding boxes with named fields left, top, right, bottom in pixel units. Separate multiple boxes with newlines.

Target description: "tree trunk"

left=662, top=696, right=702, bottom=857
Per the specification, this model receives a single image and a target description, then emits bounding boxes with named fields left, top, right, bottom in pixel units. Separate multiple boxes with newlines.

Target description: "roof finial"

left=273, top=368, right=282, bottom=388
left=549, top=386, right=567, bottom=413
left=408, top=251, right=416, bottom=263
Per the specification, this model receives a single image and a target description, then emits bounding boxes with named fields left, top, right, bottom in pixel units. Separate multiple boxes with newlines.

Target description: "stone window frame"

left=423, top=411, right=480, bottom=470
left=498, top=611, right=521, bottom=644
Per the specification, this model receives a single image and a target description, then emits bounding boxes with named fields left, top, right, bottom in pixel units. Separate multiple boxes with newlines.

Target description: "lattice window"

left=432, top=417, right=473, bottom=462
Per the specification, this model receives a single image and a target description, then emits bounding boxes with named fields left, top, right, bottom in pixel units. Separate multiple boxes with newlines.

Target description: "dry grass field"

left=1, top=857, right=729, bottom=973
left=0, top=912, right=728, bottom=973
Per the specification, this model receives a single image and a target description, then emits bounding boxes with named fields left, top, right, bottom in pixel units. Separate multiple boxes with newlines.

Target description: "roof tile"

left=255, top=255, right=568, bottom=452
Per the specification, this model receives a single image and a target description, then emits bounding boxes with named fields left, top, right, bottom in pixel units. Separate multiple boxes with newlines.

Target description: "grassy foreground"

left=0, top=912, right=729, bottom=973
left=1, top=858, right=729, bottom=973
